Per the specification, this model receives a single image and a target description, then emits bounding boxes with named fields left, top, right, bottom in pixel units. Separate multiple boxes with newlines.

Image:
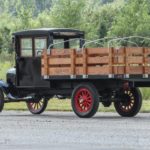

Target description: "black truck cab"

left=10, top=28, right=84, bottom=88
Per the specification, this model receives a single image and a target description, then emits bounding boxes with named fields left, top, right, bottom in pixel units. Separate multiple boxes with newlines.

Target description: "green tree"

left=79, top=0, right=124, bottom=42
left=0, top=13, right=16, bottom=53
left=79, top=0, right=100, bottom=40
left=98, top=0, right=124, bottom=39
left=32, top=10, right=53, bottom=28
left=15, top=0, right=35, bottom=29
left=108, top=0, right=150, bottom=46
left=50, top=0, right=85, bottom=28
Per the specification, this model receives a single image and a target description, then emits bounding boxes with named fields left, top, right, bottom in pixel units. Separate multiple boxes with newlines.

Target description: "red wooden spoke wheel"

left=27, top=98, right=48, bottom=114
left=71, top=83, right=99, bottom=118
left=114, top=88, right=142, bottom=117
left=75, top=88, right=93, bottom=113
left=0, top=89, right=4, bottom=112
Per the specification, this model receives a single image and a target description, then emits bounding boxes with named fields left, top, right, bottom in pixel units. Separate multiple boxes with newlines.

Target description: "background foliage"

left=0, top=0, right=150, bottom=100
left=0, top=0, right=150, bottom=52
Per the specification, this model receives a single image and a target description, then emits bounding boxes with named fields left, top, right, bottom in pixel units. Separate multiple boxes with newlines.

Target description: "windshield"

left=53, top=38, right=81, bottom=49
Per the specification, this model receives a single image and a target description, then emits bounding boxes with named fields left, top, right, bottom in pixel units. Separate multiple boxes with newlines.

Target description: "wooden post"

left=124, top=47, right=127, bottom=74
left=109, top=47, right=113, bottom=74
left=143, top=47, right=146, bottom=74
left=122, top=47, right=127, bottom=74
left=83, top=48, right=87, bottom=75
left=43, top=49, right=48, bottom=76
left=70, top=49, right=76, bottom=75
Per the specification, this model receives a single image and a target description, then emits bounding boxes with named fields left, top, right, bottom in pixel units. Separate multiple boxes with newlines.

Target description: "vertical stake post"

left=70, top=49, right=76, bottom=76
left=83, top=48, right=87, bottom=77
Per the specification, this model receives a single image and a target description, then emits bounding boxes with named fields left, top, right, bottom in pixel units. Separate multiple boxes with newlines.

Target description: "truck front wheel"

left=114, top=88, right=142, bottom=117
left=71, top=83, right=99, bottom=118
left=27, top=98, right=48, bottom=114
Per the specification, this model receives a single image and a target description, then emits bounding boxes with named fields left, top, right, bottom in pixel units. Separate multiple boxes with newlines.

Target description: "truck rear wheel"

left=27, top=98, right=48, bottom=114
left=0, top=89, right=4, bottom=112
left=114, top=88, right=142, bottom=117
left=71, top=83, right=99, bottom=118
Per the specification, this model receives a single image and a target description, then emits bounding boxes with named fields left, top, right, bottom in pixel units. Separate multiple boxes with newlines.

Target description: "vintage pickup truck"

left=0, top=28, right=150, bottom=118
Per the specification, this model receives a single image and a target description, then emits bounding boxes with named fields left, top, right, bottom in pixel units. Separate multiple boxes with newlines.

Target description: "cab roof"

left=13, top=28, right=84, bottom=37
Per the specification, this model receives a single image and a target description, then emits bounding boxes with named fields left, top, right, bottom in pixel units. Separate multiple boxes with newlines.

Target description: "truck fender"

left=0, top=80, right=9, bottom=95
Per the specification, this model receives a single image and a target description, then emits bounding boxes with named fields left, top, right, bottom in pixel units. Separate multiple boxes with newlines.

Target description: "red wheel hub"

left=75, top=88, right=93, bottom=113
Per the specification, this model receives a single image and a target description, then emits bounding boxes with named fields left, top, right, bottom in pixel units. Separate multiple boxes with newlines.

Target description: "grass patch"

left=0, top=52, right=14, bottom=81
left=0, top=61, right=13, bottom=81
left=4, top=98, right=150, bottom=113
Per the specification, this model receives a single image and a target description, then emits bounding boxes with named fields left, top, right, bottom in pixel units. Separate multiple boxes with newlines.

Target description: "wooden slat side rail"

left=75, top=57, right=83, bottom=65
left=126, top=66, right=143, bottom=74
left=145, top=48, right=150, bottom=54
left=70, top=49, right=76, bottom=75
left=83, top=48, right=87, bottom=75
left=48, top=58, right=70, bottom=65
left=112, top=48, right=125, bottom=60
left=88, top=66, right=110, bottom=75
left=113, top=66, right=125, bottom=74
left=143, top=47, right=146, bottom=74
left=113, top=48, right=125, bottom=64
left=87, top=48, right=109, bottom=55
left=41, top=47, right=150, bottom=77
left=124, top=47, right=126, bottom=74
left=126, top=56, right=143, bottom=64
left=41, top=56, right=44, bottom=66
left=112, top=48, right=125, bottom=74
left=113, top=48, right=125, bottom=55
left=42, top=49, right=48, bottom=76
left=41, top=56, right=44, bottom=75
left=50, top=49, right=72, bottom=56
left=126, top=47, right=143, bottom=55
left=113, top=56, right=125, bottom=64
left=87, top=56, right=109, bottom=64
left=145, top=66, right=150, bottom=74
left=86, top=48, right=110, bottom=75
left=49, top=67, right=71, bottom=75
left=144, top=48, right=150, bottom=74
left=125, top=47, right=144, bottom=74
left=145, top=58, right=150, bottom=64
left=145, top=48, right=150, bottom=65
left=109, top=48, right=113, bottom=74
left=76, top=67, right=83, bottom=75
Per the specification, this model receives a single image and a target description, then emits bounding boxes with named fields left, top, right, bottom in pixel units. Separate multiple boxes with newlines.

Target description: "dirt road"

left=0, top=111, right=150, bottom=150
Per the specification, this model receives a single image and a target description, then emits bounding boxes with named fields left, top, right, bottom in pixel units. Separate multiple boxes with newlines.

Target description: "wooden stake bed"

left=41, top=47, right=150, bottom=79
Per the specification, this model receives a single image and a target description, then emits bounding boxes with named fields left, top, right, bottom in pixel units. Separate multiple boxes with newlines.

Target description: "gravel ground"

left=0, top=111, right=150, bottom=150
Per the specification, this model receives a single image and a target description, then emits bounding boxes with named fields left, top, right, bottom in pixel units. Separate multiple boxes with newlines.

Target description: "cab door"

left=16, top=37, right=49, bottom=87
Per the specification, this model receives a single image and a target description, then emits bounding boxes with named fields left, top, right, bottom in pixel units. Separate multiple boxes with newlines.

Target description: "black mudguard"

left=0, top=80, right=9, bottom=95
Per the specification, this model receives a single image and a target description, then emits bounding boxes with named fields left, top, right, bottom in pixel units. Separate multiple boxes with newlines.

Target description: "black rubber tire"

left=71, top=83, right=99, bottom=118
left=26, top=98, right=48, bottom=114
left=0, top=89, right=4, bottom=112
left=114, top=88, right=142, bottom=117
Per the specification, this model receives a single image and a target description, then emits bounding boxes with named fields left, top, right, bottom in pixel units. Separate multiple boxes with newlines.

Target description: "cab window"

left=53, top=39, right=64, bottom=49
left=21, top=38, right=32, bottom=57
left=53, top=38, right=81, bottom=49
left=69, top=38, right=80, bottom=48
left=35, top=38, right=47, bottom=56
